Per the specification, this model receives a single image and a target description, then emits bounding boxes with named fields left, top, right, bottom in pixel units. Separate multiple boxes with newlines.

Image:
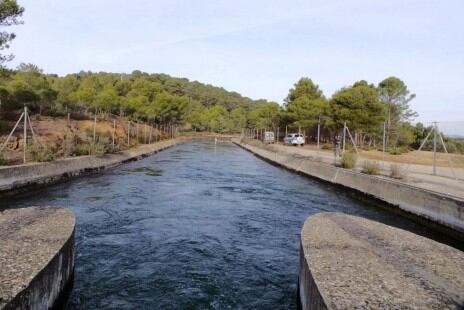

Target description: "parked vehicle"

left=263, top=131, right=275, bottom=144
left=284, top=133, right=305, bottom=146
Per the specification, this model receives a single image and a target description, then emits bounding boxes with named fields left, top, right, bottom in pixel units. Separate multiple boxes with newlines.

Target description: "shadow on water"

left=1, top=140, right=462, bottom=309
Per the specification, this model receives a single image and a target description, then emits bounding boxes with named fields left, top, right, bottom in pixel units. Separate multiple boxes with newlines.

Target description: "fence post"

left=127, top=121, right=130, bottom=146
left=93, top=115, right=97, bottom=146
left=136, top=121, right=139, bottom=144
left=112, top=119, right=115, bottom=149
left=342, top=121, right=346, bottom=152
left=23, top=106, right=27, bottom=164
left=382, top=121, right=386, bottom=166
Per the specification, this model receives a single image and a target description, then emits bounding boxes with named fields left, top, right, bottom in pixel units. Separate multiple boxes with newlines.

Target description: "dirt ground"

left=0, top=116, right=164, bottom=165
left=301, top=144, right=464, bottom=169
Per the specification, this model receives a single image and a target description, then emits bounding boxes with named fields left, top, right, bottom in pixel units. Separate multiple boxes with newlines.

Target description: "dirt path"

left=251, top=141, right=464, bottom=200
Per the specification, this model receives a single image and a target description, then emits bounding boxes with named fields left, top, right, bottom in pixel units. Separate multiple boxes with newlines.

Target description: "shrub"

left=70, top=144, right=90, bottom=156
left=28, top=144, right=56, bottom=162
left=390, top=164, right=404, bottom=179
left=340, top=151, right=357, bottom=169
left=321, top=143, right=332, bottom=150
left=362, top=160, right=380, bottom=175
left=388, top=146, right=408, bottom=155
left=92, top=142, right=110, bottom=157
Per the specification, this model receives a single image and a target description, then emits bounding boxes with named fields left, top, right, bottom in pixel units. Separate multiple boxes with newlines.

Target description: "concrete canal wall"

left=235, top=141, right=464, bottom=238
left=0, top=207, right=75, bottom=310
left=299, top=213, right=464, bottom=309
left=0, top=138, right=182, bottom=196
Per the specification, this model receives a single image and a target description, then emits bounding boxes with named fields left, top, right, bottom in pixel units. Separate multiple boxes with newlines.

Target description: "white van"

left=263, top=131, right=275, bottom=144
left=284, top=133, right=305, bottom=146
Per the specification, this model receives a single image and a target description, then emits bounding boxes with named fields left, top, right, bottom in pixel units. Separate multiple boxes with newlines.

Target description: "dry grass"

left=299, top=143, right=464, bottom=169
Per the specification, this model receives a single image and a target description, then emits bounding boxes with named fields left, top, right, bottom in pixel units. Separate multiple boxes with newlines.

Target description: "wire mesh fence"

left=0, top=108, right=179, bottom=165
left=244, top=120, right=464, bottom=191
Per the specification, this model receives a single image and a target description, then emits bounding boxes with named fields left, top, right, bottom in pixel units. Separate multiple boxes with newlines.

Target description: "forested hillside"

left=0, top=65, right=278, bottom=132
left=1, top=64, right=463, bottom=154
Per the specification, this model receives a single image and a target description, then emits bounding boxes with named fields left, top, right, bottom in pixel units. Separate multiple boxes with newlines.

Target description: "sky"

left=6, top=0, right=464, bottom=124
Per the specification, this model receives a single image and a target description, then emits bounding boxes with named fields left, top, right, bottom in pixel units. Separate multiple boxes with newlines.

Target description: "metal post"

left=342, top=122, right=346, bottom=152
left=127, top=121, right=130, bottom=146
left=382, top=121, right=386, bottom=166
left=93, top=115, right=97, bottom=145
left=433, top=122, right=437, bottom=175
left=136, top=121, right=139, bottom=144
left=317, top=117, right=321, bottom=149
left=285, top=125, right=288, bottom=138
left=277, top=127, right=279, bottom=144
left=112, top=119, right=115, bottom=149
left=23, top=106, right=27, bottom=164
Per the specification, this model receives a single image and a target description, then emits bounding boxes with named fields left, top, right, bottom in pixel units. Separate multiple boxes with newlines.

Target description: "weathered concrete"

left=299, top=212, right=464, bottom=309
left=0, top=138, right=182, bottom=196
left=235, top=141, right=464, bottom=238
left=0, top=207, right=75, bottom=309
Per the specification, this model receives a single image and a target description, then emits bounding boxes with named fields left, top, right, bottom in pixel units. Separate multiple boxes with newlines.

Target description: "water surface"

left=1, top=141, right=458, bottom=309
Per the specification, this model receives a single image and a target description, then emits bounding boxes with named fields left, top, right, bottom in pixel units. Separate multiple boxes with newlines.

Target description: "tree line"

left=1, top=65, right=462, bottom=153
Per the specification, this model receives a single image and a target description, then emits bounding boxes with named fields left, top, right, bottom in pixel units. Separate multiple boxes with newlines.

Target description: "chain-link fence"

left=243, top=120, right=464, bottom=197
left=0, top=108, right=178, bottom=165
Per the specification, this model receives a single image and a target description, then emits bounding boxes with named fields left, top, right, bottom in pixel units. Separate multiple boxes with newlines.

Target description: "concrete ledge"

left=299, top=212, right=464, bottom=309
left=0, top=207, right=75, bottom=309
left=0, top=139, right=182, bottom=196
left=235, top=141, right=464, bottom=237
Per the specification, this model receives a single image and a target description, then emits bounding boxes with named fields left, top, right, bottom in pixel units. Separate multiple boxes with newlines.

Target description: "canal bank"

left=298, top=213, right=464, bottom=309
left=234, top=140, right=464, bottom=240
left=0, top=207, right=75, bottom=309
left=0, top=138, right=184, bottom=196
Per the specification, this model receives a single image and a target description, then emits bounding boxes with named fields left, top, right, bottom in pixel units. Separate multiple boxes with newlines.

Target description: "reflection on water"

left=1, top=140, right=460, bottom=309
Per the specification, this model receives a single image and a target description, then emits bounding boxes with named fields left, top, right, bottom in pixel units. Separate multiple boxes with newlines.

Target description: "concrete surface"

left=299, top=212, right=464, bottom=310
left=0, top=138, right=182, bottom=196
left=235, top=140, right=464, bottom=237
left=0, top=207, right=75, bottom=309
left=270, top=142, right=464, bottom=200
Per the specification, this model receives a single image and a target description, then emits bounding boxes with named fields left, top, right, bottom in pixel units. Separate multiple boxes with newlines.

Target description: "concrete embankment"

left=235, top=141, right=464, bottom=238
left=0, top=138, right=182, bottom=196
left=0, top=207, right=75, bottom=309
left=299, top=213, right=464, bottom=309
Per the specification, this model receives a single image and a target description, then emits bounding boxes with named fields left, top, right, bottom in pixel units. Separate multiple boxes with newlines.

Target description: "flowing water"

left=1, top=141, right=459, bottom=309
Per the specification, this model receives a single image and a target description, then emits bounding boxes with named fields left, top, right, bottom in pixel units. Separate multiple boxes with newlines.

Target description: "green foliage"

left=28, top=143, right=56, bottom=162
left=330, top=81, right=386, bottom=136
left=321, top=143, right=332, bottom=150
left=92, top=142, right=109, bottom=157
left=248, top=102, right=281, bottom=130
left=388, top=146, right=408, bottom=155
left=0, top=0, right=24, bottom=64
left=340, top=151, right=357, bottom=169
left=362, top=160, right=380, bottom=175
left=378, top=77, right=417, bottom=149
left=285, top=78, right=323, bottom=104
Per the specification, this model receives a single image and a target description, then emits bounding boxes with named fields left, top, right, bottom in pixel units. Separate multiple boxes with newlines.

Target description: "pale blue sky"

left=7, top=0, right=464, bottom=123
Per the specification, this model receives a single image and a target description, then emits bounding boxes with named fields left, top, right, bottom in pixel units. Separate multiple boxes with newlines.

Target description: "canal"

left=0, top=140, right=458, bottom=309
